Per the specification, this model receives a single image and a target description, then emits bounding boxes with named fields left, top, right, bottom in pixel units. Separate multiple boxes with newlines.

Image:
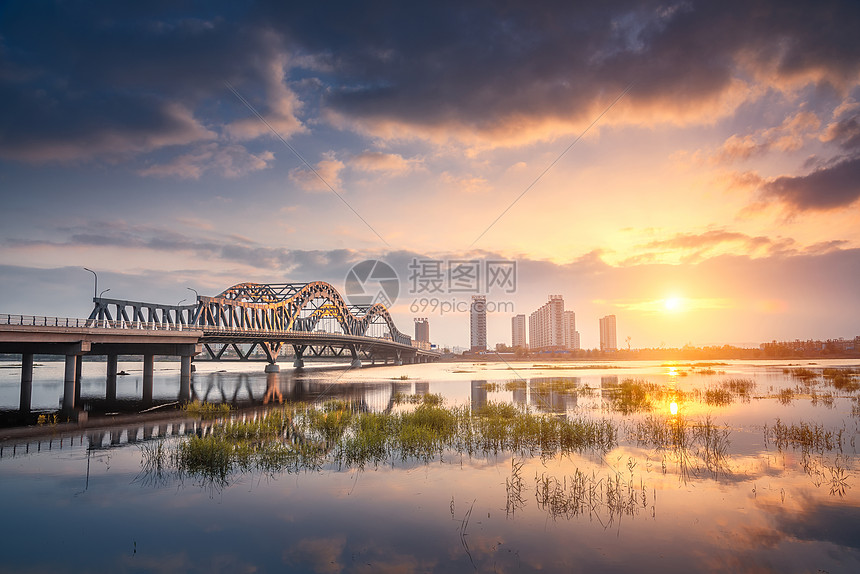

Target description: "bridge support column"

left=264, top=363, right=280, bottom=373
left=19, top=353, right=33, bottom=413
left=142, top=354, right=154, bottom=405
left=395, top=350, right=402, bottom=366
left=106, top=355, right=118, bottom=402
left=74, top=355, right=83, bottom=405
left=62, top=354, right=77, bottom=412
left=179, top=355, right=192, bottom=401
left=292, top=344, right=305, bottom=369
left=349, top=345, right=362, bottom=369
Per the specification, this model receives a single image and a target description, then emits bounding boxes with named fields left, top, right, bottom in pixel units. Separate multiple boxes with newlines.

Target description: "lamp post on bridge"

left=99, top=288, right=110, bottom=299
left=187, top=287, right=199, bottom=301
left=83, top=267, right=98, bottom=300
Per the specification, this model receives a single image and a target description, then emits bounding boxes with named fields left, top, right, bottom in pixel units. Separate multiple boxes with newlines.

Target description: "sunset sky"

left=1, top=0, right=858, bottom=349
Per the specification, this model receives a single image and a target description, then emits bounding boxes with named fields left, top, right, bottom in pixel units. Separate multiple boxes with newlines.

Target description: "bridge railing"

left=0, top=314, right=200, bottom=332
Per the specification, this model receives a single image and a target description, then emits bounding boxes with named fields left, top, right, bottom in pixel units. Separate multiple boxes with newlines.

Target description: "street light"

left=99, top=288, right=111, bottom=298
left=83, top=268, right=97, bottom=299
left=177, top=298, right=187, bottom=307
left=187, top=287, right=199, bottom=300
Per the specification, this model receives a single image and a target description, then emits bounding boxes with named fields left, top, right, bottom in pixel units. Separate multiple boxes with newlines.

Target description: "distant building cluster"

left=467, top=293, right=618, bottom=354
left=527, top=295, right=579, bottom=351
left=760, top=336, right=859, bottom=356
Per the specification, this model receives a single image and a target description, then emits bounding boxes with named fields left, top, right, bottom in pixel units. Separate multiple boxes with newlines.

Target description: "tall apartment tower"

left=511, top=314, right=526, bottom=348
left=529, top=295, right=565, bottom=350
left=414, top=318, right=430, bottom=343
left=562, top=310, right=579, bottom=350
left=470, top=295, right=487, bottom=352
left=599, top=315, right=617, bottom=351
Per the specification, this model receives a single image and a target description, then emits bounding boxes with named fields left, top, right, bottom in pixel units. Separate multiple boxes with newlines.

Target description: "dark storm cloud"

left=252, top=0, right=860, bottom=133
left=2, top=0, right=859, bottom=165
left=0, top=1, right=287, bottom=163
left=761, top=156, right=860, bottom=210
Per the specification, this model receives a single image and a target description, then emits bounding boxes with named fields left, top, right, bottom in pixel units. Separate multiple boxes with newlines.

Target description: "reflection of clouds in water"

left=758, top=493, right=860, bottom=551
left=283, top=536, right=435, bottom=574
left=283, top=536, right=346, bottom=574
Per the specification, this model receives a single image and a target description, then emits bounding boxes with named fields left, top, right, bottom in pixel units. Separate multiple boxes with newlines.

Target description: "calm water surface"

left=1, top=359, right=859, bottom=573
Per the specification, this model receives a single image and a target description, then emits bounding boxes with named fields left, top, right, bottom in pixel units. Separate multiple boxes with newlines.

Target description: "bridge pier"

left=349, top=344, right=362, bottom=369
left=19, top=353, right=33, bottom=412
left=264, top=363, right=280, bottom=373
left=394, top=350, right=403, bottom=366
left=74, top=355, right=83, bottom=405
left=292, top=344, right=305, bottom=369
left=142, top=354, right=154, bottom=405
left=179, top=355, right=192, bottom=401
left=106, top=354, right=118, bottom=402
left=62, top=353, right=78, bottom=412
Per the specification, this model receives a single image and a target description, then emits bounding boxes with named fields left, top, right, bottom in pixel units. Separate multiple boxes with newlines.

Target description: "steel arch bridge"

left=87, top=281, right=437, bottom=367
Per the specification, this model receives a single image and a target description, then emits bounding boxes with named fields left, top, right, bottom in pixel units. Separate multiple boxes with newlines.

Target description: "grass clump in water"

left=606, top=379, right=656, bottom=414
left=184, top=401, right=231, bottom=418
left=630, top=414, right=730, bottom=479
left=703, top=387, right=733, bottom=406
left=721, top=378, right=755, bottom=399
left=822, top=368, right=860, bottom=392
left=785, top=367, right=818, bottom=381
left=764, top=418, right=844, bottom=454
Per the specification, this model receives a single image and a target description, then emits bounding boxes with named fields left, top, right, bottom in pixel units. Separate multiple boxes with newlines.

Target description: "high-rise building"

left=529, top=295, right=566, bottom=350
left=470, top=295, right=487, bottom=352
left=562, top=310, right=578, bottom=350
left=599, top=315, right=617, bottom=351
left=511, top=314, right=526, bottom=348
left=414, top=318, right=430, bottom=343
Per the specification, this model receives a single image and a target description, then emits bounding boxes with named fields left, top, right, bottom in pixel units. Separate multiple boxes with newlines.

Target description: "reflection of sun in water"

left=670, top=401, right=678, bottom=415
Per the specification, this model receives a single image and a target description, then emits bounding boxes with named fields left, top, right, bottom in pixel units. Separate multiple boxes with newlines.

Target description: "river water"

left=1, top=359, right=859, bottom=573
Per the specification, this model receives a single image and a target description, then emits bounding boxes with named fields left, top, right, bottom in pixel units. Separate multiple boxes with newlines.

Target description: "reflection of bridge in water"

left=1, top=280, right=439, bottom=417
left=0, top=377, right=434, bottom=459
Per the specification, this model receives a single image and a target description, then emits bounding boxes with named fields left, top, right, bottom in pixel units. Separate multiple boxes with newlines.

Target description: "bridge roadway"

left=0, top=315, right=438, bottom=417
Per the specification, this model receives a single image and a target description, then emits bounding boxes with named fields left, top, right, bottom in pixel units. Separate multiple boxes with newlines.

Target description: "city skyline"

left=1, top=1, right=859, bottom=349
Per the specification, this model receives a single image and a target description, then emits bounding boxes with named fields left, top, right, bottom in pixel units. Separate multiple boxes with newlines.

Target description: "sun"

left=664, top=296, right=683, bottom=312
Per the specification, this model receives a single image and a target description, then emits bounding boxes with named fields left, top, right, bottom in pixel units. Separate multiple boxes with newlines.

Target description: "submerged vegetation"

left=183, top=401, right=232, bottom=418
left=139, top=396, right=617, bottom=489
left=134, top=368, right=859, bottom=498
left=629, top=414, right=731, bottom=479
left=764, top=418, right=846, bottom=454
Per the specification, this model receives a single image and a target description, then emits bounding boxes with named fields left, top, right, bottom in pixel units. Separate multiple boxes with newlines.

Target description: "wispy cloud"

left=289, top=152, right=346, bottom=192
left=350, top=151, right=423, bottom=176
left=138, top=143, right=275, bottom=179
